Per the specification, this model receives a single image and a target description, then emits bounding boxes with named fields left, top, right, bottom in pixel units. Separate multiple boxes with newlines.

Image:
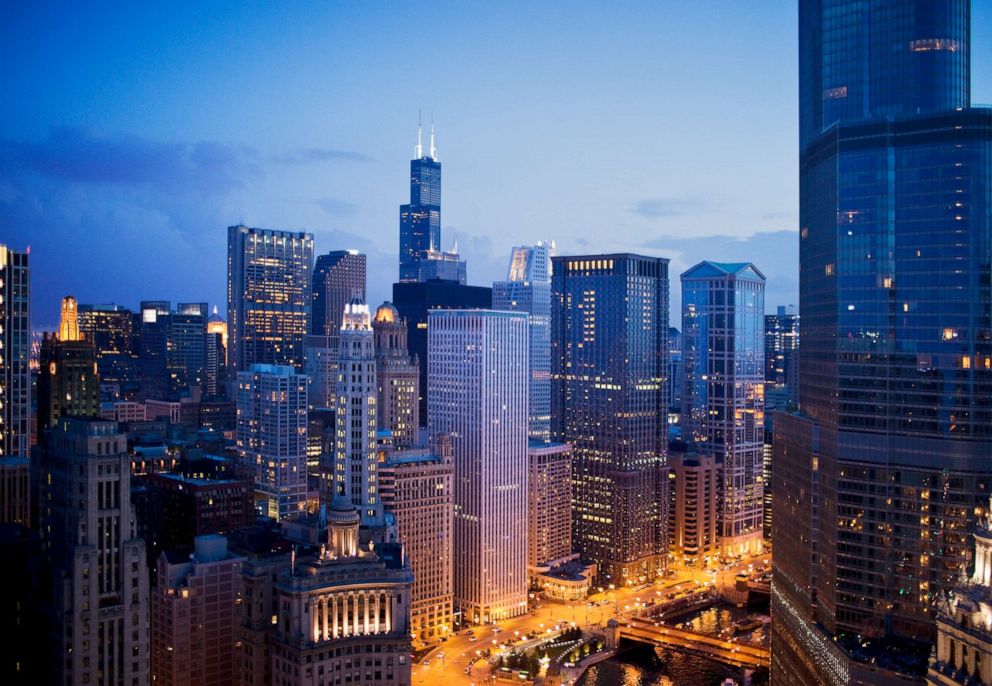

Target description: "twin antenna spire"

left=415, top=110, right=437, bottom=161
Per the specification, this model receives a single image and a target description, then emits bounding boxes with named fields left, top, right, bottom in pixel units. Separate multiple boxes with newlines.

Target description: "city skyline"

left=12, top=3, right=992, bottom=326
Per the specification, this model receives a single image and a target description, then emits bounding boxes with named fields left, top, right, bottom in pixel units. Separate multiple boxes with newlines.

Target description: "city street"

left=412, top=553, right=769, bottom=685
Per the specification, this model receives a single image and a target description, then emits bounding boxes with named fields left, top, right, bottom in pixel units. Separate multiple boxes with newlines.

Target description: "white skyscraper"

left=492, top=242, right=554, bottom=441
left=237, top=364, right=308, bottom=521
left=332, top=297, right=381, bottom=527
left=428, top=309, right=529, bottom=623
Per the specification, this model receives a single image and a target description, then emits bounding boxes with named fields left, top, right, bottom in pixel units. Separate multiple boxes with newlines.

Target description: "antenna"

left=415, top=110, right=423, bottom=159
left=429, top=111, right=437, bottom=160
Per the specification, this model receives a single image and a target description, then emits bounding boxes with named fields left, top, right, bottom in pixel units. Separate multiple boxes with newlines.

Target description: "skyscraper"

left=372, top=302, right=420, bottom=448
left=227, top=225, right=313, bottom=374
left=331, top=297, right=381, bottom=527
left=312, top=250, right=366, bottom=336
left=398, top=122, right=466, bottom=284
left=38, top=417, right=150, bottom=685
left=79, top=303, right=139, bottom=394
left=169, top=302, right=207, bottom=397
left=429, top=309, right=529, bottom=623
left=773, top=2, right=992, bottom=682
left=0, top=245, right=29, bottom=458
left=764, top=305, right=799, bottom=406
left=237, top=364, right=308, bottom=521
left=551, top=254, right=669, bottom=586
left=37, top=296, right=100, bottom=446
left=392, top=280, right=492, bottom=425
left=493, top=242, right=554, bottom=441
left=138, top=300, right=172, bottom=400
left=681, top=261, right=765, bottom=558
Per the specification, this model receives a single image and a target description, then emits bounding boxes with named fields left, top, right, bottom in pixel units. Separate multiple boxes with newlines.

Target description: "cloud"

left=272, top=147, right=370, bottom=164
left=632, top=196, right=712, bottom=219
left=318, top=197, right=358, bottom=217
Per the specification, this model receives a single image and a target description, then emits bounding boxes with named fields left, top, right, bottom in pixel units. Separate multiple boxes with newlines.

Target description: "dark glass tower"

left=773, top=2, right=991, bottom=682
left=551, top=254, right=669, bottom=586
left=312, top=250, right=366, bottom=336
left=399, top=128, right=441, bottom=282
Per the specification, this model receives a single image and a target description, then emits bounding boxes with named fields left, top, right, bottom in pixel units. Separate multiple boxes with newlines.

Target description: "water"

left=575, top=603, right=770, bottom=686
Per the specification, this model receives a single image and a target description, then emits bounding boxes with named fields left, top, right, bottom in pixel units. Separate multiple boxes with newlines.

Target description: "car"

left=492, top=627, right=502, bottom=633
left=468, top=635, right=478, bottom=642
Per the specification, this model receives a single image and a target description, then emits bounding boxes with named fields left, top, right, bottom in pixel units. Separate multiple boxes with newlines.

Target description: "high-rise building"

left=270, top=498, right=414, bottom=686
left=0, top=245, right=29, bottom=458
left=379, top=435, right=454, bottom=647
left=0, top=523, right=46, bottom=684
left=138, top=300, right=172, bottom=400
left=78, top=303, right=138, bottom=393
left=681, top=261, right=765, bottom=558
left=668, top=449, right=720, bottom=569
left=668, top=327, right=683, bottom=411
left=236, top=364, right=308, bottom=521
left=392, top=280, right=492, bottom=424
left=429, top=309, right=529, bottom=623
left=0, top=457, right=30, bottom=526
left=227, top=225, right=313, bottom=374
left=330, top=298, right=381, bottom=527
left=372, top=302, right=420, bottom=448
left=312, top=250, right=366, bottom=336
left=774, top=2, right=992, bottom=682
left=169, top=302, right=207, bottom=397
left=527, top=441, right=573, bottom=569
left=764, top=305, right=799, bottom=406
left=151, top=535, right=245, bottom=686
left=37, top=296, right=100, bottom=445
left=493, top=242, right=554, bottom=441
left=551, top=254, right=669, bottom=586
left=303, top=334, right=338, bottom=410
left=38, top=417, right=150, bottom=685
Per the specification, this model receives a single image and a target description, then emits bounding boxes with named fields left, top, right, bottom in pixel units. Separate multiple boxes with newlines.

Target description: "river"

left=575, top=602, right=771, bottom=686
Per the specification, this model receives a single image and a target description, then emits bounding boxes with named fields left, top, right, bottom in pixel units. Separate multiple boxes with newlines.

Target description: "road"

left=412, top=552, right=770, bottom=685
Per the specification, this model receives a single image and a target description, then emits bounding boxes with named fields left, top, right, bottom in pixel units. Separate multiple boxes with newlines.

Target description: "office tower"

left=527, top=441, right=573, bottom=569
left=0, top=245, right=29, bottom=458
left=170, top=302, right=207, bottom=397
left=930, top=507, right=992, bottom=682
left=79, top=303, right=139, bottom=393
left=774, top=2, right=992, bottom=682
left=668, top=450, right=719, bottom=568
left=681, top=261, right=765, bottom=558
left=392, top=280, right=492, bottom=424
left=227, top=225, right=314, bottom=374
left=236, top=364, right=308, bottom=521
left=668, top=327, right=683, bottom=411
left=0, top=457, right=29, bottom=525
left=151, top=535, right=245, bottom=686
left=493, top=242, right=554, bottom=441
left=373, top=302, right=420, bottom=448
left=38, top=417, right=150, bottom=685
left=138, top=300, right=171, bottom=400
left=312, top=250, right=366, bottom=336
left=379, top=435, right=454, bottom=647
left=205, top=329, right=223, bottom=397
left=37, top=296, right=100, bottom=445
left=303, top=335, right=337, bottom=410
left=416, top=246, right=467, bottom=283
left=329, top=298, right=381, bottom=527
left=429, top=309, right=529, bottom=623
left=270, top=498, right=414, bottom=686
left=551, top=254, right=669, bottom=586
left=764, top=305, right=799, bottom=406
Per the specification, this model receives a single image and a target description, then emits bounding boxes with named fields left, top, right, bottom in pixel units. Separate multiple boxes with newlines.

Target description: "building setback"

left=551, top=254, right=669, bottom=586
left=429, top=309, right=529, bottom=623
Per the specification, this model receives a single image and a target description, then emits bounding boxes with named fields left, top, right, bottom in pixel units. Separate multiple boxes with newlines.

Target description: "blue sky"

left=3, top=2, right=991, bottom=327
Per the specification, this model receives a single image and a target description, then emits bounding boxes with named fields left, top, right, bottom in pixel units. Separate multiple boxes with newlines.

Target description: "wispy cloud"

left=631, top=195, right=713, bottom=219
left=318, top=197, right=358, bottom=217
left=272, top=147, right=370, bottom=164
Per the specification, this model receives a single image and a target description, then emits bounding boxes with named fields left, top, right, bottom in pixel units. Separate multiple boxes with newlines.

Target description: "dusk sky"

left=4, top=2, right=991, bottom=327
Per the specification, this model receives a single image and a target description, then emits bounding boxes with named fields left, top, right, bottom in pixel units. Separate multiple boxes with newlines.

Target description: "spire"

left=415, top=110, right=423, bottom=159
left=429, top=112, right=437, bottom=160
left=58, top=296, right=81, bottom=342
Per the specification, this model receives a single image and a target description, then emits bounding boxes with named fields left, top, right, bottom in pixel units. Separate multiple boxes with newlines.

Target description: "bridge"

left=607, top=616, right=771, bottom=670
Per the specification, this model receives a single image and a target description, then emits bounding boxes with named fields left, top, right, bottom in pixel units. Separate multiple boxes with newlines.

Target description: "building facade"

left=312, top=250, right=366, bottom=337
left=764, top=305, right=799, bottom=406
left=227, top=225, right=313, bottom=375
left=668, top=450, right=720, bottom=568
left=773, top=1, right=992, bottom=682
left=681, top=261, right=765, bottom=558
left=527, top=441, right=573, bottom=570
left=151, top=535, right=245, bottom=686
left=0, top=245, right=29, bottom=459
left=493, top=242, right=554, bottom=441
left=39, top=418, right=150, bottom=686
left=78, top=303, right=138, bottom=395
left=379, top=436, right=454, bottom=647
left=236, top=364, right=308, bottom=521
left=0, top=457, right=30, bottom=526
left=551, top=254, right=669, bottom=586
left=372, top=303, right=420, bottom=449
left=429, top=310, right=529, bottom=623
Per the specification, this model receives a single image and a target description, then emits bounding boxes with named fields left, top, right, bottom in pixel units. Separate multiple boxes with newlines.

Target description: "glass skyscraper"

left=0, top=245, right=29, bottom=458
left=551, top=254, right=669, bottom=586
left=493, top=242, right=555, bottom=441
left=311, top=250, right=366, bottom=336
left=773, top=1, right=992, bottom=682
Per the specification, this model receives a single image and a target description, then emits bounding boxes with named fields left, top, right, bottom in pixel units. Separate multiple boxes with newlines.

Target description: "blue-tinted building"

left=551, top=254, right=669, bottom=586
left=493, top=242, right=554, bottom=441
left=773, top=1, right=992, bottom=682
